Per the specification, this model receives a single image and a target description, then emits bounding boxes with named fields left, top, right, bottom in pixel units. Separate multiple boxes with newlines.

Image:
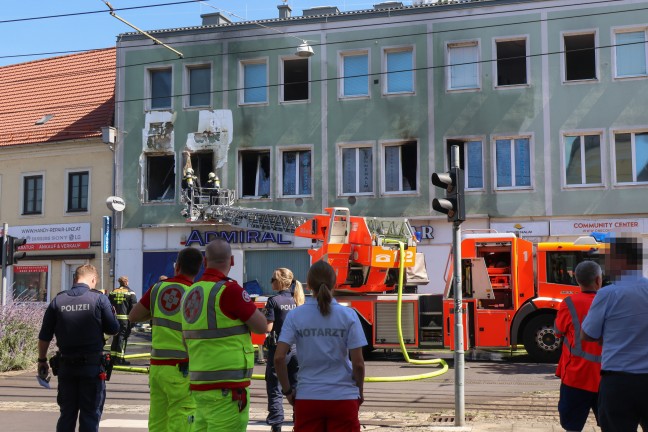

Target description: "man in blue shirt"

left=582, top=236, right=648, bottom=431
left=38, top=264, right=120, bottom=432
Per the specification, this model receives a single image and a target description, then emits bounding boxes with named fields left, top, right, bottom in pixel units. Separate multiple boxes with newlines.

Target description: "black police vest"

left=269, top=291, right=296, bottom=337
left=54, top=287, right=104, bottom=355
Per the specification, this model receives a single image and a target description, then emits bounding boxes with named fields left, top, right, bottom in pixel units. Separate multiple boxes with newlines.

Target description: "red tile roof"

left=0, top=48, right=115, bottom=147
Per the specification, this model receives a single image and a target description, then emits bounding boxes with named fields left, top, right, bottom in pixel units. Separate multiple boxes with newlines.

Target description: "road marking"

left=98, top=419, right=284, bottom=429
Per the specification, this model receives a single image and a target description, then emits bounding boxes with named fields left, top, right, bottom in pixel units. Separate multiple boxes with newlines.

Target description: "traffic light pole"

left=450, top=146, right=465, bottom=426
left=1, top=223, right=8, bottom=306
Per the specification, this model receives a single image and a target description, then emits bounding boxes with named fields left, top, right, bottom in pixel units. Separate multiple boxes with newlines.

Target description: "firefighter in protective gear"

left=108, top=276, right=137, bottom=365
left=205, top=172, right=221, bottom=205
left=554, top=260, right=603, bottom=431
left=183, top=168, right=198, bottom=189
left=129, top=247, right=204, bottom=432
left=181, top=239, right=267, bottom=431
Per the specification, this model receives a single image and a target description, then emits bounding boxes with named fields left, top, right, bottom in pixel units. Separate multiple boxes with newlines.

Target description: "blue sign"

left=103, top=216, right=112, bottom=253
left=185, top=229, right=291, bottom=246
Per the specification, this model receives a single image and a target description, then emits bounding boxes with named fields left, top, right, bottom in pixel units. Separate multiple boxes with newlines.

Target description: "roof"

left=0, top=48, right=115, bottom=147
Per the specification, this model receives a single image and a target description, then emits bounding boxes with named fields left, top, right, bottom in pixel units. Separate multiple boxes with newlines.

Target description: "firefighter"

left=205, top=172, right=221, bottom=205
left=183, top=167, right=197, bottom=189
left=128, top=247, right=204, bottom=432
left=108, top=276, right=137, bottom=365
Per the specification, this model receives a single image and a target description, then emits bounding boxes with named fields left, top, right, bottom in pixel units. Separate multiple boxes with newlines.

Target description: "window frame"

left=279, top=55, right=311, bottom=104
left=445, top=137, right=486, bottom=192
left=21, top=172, right=45, bottom=216
left=143, top=153, right=176, bottom=204
left=610, top=128, right=648, bottom=186
left=492, top=35, right=530, bottom=89
left=278, top=145, right=314, bottom=199
left=491, top=135, right=534, bottom=191
left=238, top=57, right=270, bottom=106
left=238, top=148, right=272, bottom=200
left=338, top=49, right=371, bottom=100
left=446, top=40, right=481, bottom=92
left=146, top=66, right=173, bottom=111
left=380, top=139, right=419, bottom=196
left=382, top=45, right=415, bottom=96
left=337, top=141, right=376, bottom=197
left=184, top=62, right=212, bottom=109
left=612, top=26, right=648, bottom=80
left=560, top=30, right=599, bottom=84
left=560, top=130, right=605, bottom=189
left=65, top=169, right=91, bottom=215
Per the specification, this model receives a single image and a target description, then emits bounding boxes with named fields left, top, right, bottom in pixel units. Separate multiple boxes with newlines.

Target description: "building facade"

left=0, top=48, right=116, bottom=301
left=114, top=0, right=648, bottom=297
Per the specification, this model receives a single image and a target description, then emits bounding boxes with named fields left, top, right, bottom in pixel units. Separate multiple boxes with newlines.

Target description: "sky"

left=0, top=0, right=415, bottom=67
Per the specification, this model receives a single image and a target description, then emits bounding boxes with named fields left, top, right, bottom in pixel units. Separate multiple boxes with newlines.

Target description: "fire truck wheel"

left=522, top=314, right=561, bottom=363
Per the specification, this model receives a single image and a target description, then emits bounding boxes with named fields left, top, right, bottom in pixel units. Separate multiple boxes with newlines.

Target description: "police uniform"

left=108, top=285, right=137, bottom=364
left=264, top=290, right=298, bottom=431
left=140, top=275, right=196, bottom=432
left=38, top=283, right=119, bottom=431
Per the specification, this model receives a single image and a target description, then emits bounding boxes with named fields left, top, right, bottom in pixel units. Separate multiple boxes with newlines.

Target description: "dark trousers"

left=110, top=319, right=131, bottom=361
left=558, top=382, right=598, bottom=431
left=599, top=372, right=648, bottom=432
left=56, top=374, right=106, bottom=432
left=266, top=345, right=298, bottom=427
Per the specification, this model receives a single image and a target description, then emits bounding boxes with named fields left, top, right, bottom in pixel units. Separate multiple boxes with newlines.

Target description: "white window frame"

left=382, top=45, right=415, bottom=96
left=445, top=136, right=486, bottom=192
left=278, top=145, right=314, bottom=198
left=380, top=139, right=419, bottom=196
left=446, top=40, right=481, bottom=92
left=491, top=135, right=534, bottom=191
left=338, top=49, right=371, bottom=100
left=279, top=55, right=311, bottom=104
left=610, top=128, right=648, bottom=186
left=21, top=171, right=45, bottom=217
left=493, top=36, right=530, bottom=89
left=337, top=141, right=376, bottom=197
left=560, top=30, right=599, bottom=84
left=238, top=58, right=269, bottom=106
left=184, top=62, right=212, bottom=108
left=612, top=26, right=648, bottom=80
left=560, top=130, right=605, bottom=189
left=64, top=168, right=91, bottom=215
left=146, top=66, right=173, bottom=111
left=238, top=148, right=272, bottom=200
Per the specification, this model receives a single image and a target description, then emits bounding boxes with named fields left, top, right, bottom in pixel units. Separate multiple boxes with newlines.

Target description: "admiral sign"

left=185, top=229, right=291, bottom=246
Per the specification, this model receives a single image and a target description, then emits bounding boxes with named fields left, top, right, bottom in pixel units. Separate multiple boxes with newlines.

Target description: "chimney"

left=374, top=1, right=404, bottom=9
left=302, top=6, right=340, bottom=16
left=278, top=4, right=292, bottom=19
left=201, top=12, right=232, bottom=26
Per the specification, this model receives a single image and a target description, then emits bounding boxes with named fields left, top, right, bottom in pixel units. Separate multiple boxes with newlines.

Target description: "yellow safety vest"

left=181, top=280, right=254, bottom=386
left=150, top=280, right=191, bottom=361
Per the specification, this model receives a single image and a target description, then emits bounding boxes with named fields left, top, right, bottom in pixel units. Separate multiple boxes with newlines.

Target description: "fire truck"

left=182, top=190, right=605, bottom=362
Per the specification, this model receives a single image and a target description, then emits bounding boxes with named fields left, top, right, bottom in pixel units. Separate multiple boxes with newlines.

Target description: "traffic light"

left=431, top=167, right=465, bottom=223
left=7, top=236, right=27, bottom=265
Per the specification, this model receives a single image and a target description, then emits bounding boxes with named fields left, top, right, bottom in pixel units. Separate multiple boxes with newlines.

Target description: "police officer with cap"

left=38, top=264, right=119, bottom=431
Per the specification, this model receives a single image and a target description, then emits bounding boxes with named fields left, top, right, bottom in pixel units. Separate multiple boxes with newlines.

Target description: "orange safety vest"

left=554, top=292, right=602, bottom=393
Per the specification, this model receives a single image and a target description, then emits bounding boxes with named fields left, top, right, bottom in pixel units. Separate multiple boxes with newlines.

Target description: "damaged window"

left=384, top=141, right=417, bottom=193
left=282, top=58, right=309, bottom=102
left=240, top=151, right=270, bottom=197
left=188, top=151, right=214, bottom=187
left=564, top=33, right=596, bottom=81
left=282, top=150, right=312, bottom=196
left=150, top=68, right=172, bottom=110
left=146, top=154, right=175, bottom=202
left=496, top=39, right=528, bottom=86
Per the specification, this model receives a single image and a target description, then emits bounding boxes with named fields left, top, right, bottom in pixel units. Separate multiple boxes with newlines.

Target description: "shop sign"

left=184, top=229, right=291, bottom=246
left=491, top=221, right=550, bottom=237
left=550, top=218, right=646, bottom=236
left=9, top=223, right=91, bottom=251
left=13, top=265, right=49, bottom=273
left=410, top=225, right=435, bottom=240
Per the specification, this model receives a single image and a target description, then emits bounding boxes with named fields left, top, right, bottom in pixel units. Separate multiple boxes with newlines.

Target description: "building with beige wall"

left=0, top=48, right=116, bottom=301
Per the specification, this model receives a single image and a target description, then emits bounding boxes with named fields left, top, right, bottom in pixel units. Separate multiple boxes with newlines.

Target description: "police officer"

left=265, top=268, right=305, bottom=432
left=128, top=247, right=204, bottom=432
left=38, top=264, right=119, bottom=432
left=109, top=276, right=137, bottom=365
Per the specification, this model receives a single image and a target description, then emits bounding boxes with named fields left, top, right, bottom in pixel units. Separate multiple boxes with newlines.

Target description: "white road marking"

left=98, top=419, right=279, bottom=430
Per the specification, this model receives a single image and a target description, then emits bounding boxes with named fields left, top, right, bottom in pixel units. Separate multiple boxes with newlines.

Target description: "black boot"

left=271, top=425, right=282, bottom=432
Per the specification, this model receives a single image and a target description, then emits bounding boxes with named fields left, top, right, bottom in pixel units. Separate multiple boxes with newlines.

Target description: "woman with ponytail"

left=274, top=260, right=366, bottom=431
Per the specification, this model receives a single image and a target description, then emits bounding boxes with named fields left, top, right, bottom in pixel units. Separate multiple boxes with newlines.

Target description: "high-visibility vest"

left=555, top=293, right=602, bottom=393
left=181, top=280, right=253, bottom=387
left=150, top=280, right=191, bottom=361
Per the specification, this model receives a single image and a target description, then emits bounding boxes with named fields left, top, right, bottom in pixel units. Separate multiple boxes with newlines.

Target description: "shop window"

left=146, top=154, right=175, bottom=202
left=282, top=58, right=309, bottom=102
left=383, top=141, right=417, bottom=193
left=496, top=39, right=528, bottom=86
left=240, top=151, right=270, bottom=198
left=564, top=33, right=596, bottom=81
left=13, top=265, right=48, bottom=302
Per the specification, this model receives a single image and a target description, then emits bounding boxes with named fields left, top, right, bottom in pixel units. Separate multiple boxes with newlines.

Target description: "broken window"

left=496, top=39, right=527, bottom=86
left=447, top=139, right=483, bottom=189
left=240, top=151, right=270, bottom=197
left=384, top=141, right=417, bottom=193
left=564, top=33, right=596, bottom=81
left=146, top=154, right=175, bottom=202
left=150, top=68, right=172, bottom=110
left=282, top=58, right=309, bottom=102
left=186, top=151, right=214, bottom=188
left=188, top=65, right=211, bottom=107
left=282, top=150, right=312, bottom=196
